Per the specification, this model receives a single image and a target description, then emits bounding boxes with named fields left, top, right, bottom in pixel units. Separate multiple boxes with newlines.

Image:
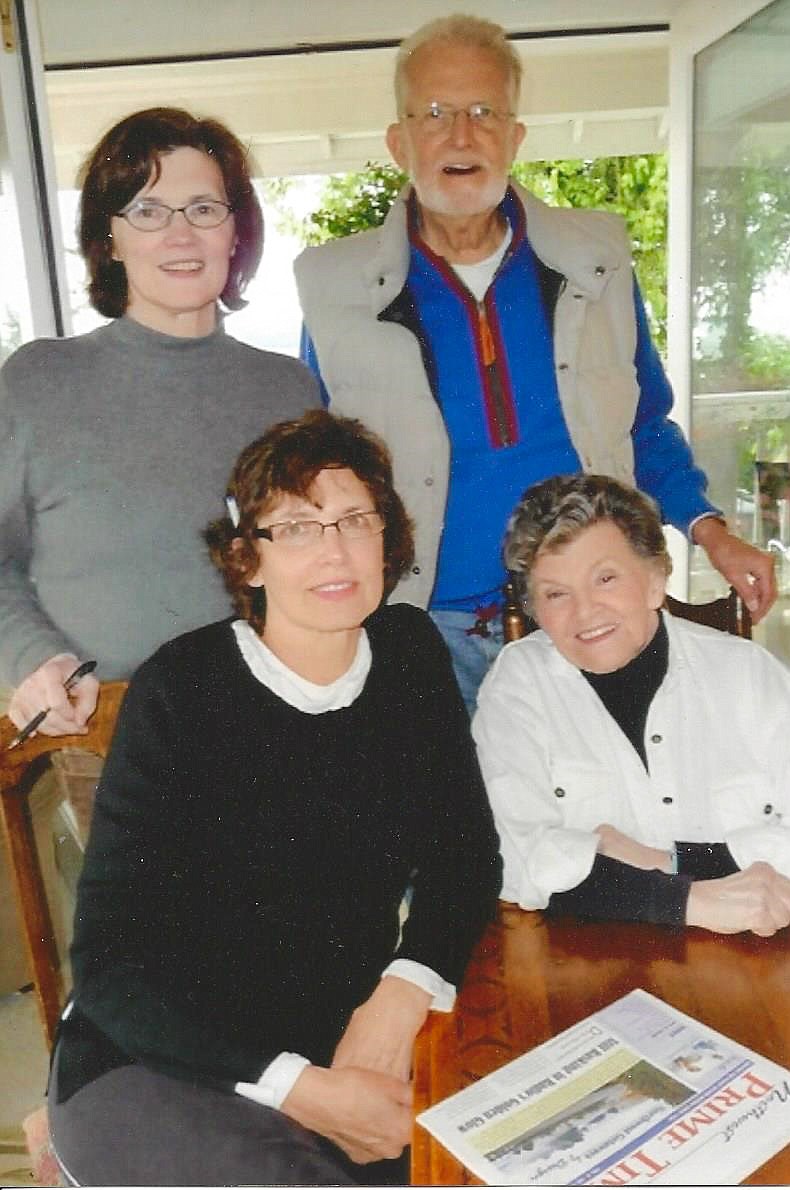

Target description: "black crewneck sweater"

left=55, top=604, right=502, bottom=1103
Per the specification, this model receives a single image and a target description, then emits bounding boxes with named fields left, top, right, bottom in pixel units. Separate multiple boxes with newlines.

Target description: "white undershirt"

left=450, top=222, right=513, bottom=301
left=232, top=619, right=371, bottom=713
left=230, top=620, right=455, bottom=1109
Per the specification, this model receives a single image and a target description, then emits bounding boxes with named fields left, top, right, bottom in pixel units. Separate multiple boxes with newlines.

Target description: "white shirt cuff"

left=235, top=1051, right=311, bottom=1109
left=383, top=958, right=456, bottom=1012
left=689, top=511, right=726, bottom=540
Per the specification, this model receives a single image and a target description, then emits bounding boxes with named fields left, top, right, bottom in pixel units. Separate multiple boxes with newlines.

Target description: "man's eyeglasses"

left=253, top=510, right=385, bottom=548
left=115, top=199, right=234, bottom=232
left=405, top=102, right=514, bottom=135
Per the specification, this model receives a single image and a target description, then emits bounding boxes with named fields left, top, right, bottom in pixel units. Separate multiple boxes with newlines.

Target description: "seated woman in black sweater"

left=49, top=410, right=502, bottom=1187
left=474, top=473, right=790, bottom=936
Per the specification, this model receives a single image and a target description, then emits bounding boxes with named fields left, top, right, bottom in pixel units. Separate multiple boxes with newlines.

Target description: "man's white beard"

left=415, top=173, right=508, bottom=219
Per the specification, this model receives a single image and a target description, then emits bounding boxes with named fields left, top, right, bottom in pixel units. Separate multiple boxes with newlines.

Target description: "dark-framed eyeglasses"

left=253, top=510, right=385, bottom=548
left=405, top=101, right=514, bottom=135
left=115, top=199, right=234, bottom=232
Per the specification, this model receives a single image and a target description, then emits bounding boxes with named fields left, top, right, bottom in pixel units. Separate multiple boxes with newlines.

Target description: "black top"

left=583, top=613, right=670, bottom=768
left=548, top=616, right=737, bottom=927
left=56, top=605, right=502, bottom=1101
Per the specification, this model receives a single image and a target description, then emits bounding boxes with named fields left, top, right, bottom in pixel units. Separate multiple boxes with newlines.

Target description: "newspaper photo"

left=417, top=988, right=790, bottom=1185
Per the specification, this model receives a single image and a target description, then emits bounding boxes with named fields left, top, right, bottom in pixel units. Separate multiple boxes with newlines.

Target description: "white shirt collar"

left=232, top=620, right=372, bottom=714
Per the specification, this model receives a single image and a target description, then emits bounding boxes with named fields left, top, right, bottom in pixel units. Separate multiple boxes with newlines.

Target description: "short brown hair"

left=505, top=474, right=672, bottom=613
left=78, top=106, right=263, bottom=318
left=205, top=410, right=415, bottom=634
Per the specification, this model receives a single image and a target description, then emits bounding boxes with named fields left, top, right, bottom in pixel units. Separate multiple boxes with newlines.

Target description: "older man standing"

left=295, top=14, right=774, bottom=709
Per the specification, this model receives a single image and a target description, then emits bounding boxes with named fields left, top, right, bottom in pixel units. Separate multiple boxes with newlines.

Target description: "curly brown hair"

left=78, top=106, right=263, bottom=318
left=205, top=411, right=415, bottom=635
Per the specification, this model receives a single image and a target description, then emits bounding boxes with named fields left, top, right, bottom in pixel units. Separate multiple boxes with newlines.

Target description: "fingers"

left=731, top=559, right=777, bottom=623
left=70, top=675, right=100, bottom=728
left=709, top=534, right=776, bottom=623
left=281, top=1065, right=412, bottom=1165
left=749, top=552, right=778, bottom=614
left=748, top=863, right=790, bottom=934
left=686, top=863, right=790, bottom=936
left=8, top=654, right=88, bottom=736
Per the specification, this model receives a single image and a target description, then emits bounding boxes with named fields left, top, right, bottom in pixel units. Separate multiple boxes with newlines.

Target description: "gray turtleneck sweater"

left=0, top=316, right=318, bottom=684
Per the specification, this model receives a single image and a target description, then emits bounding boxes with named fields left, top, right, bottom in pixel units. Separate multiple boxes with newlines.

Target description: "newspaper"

left=417, top=988, right=790, bottom=1185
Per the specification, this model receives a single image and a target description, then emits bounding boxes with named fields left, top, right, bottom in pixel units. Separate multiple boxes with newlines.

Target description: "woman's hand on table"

left=686, top=862, right=790, bottom=936
left=595, top=823, right=673, bottom=873
left=280, top=1064, right=412, bottom=1164
left=8, top=653, right=99, bottom=736
left=331, top=975, right=432, bottom=1082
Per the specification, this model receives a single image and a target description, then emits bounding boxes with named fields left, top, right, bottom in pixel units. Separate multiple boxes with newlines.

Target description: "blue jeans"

left=430, top=609, right=504, bottom=716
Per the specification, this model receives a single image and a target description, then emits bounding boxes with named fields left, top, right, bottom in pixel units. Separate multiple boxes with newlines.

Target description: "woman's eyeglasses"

left=115, top=199, right=233, bottom=232
left=252, top=511, right=385, bottom=548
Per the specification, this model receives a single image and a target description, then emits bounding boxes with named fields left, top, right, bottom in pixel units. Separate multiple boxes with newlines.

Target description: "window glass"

left=0, top=94, right=35, bottom=363
left=690, top=0, right=790, bottom=658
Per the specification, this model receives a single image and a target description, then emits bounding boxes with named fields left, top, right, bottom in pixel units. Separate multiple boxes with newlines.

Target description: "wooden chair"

left=502, top=578, right=752, bottom=642
left=664, top=587, right=752, bottom=639
left=0, top=682, right=127, bottom=1047
left=502, top=575, right=537, bottom=642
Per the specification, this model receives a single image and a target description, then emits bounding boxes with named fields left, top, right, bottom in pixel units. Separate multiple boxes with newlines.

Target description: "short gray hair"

left=394, top=14, right=522, bottom=114
left=505, top=474, right=672, bottom=613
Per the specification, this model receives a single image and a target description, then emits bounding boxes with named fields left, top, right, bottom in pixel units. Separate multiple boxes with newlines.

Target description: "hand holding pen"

left=7, top=656, right=99, bottom=748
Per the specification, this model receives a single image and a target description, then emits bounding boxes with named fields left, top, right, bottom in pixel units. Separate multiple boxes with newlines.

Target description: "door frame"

left=0, top=0, right=69, bottom=342
left=665, top=0, right=774, bottom=594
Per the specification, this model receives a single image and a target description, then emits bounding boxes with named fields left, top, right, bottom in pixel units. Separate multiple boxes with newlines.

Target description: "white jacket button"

left=554, top=787, right=565, bottom=798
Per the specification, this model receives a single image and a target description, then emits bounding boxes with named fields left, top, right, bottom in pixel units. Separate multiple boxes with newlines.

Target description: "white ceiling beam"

left=45, top=35, right=669, bottom=187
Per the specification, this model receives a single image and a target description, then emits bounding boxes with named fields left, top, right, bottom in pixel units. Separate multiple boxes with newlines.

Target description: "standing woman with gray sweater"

left=0, top=106, right=318, bottom=736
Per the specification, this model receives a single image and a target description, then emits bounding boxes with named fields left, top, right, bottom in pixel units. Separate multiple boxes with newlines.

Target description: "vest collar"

left=363, top=179, right=623, bottom=313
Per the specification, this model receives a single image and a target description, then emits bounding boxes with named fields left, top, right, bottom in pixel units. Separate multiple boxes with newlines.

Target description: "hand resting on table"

left=686, top=862, right=790, bottom=937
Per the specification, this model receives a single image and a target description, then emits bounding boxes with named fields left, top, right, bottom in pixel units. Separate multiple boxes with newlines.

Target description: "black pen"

left=6, top=659, right=98, bottom=751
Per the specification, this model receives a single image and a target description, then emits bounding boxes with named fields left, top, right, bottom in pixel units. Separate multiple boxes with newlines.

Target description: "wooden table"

left=412, top=907, right=790, bottom=1185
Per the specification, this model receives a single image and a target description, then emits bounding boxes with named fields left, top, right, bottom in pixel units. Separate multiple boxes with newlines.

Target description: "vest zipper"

left=478, top=300, right=514, bottom=448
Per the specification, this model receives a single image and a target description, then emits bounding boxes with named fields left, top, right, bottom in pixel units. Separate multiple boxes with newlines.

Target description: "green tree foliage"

left=692, top=158, right=790, bottom=393
left=512, top=156, right=668, bottom=352
left=691, top=155, right=790, bottom=494
left=298, top=163, right=407, bottom=244
left=291, top=154, right=668, bottom=351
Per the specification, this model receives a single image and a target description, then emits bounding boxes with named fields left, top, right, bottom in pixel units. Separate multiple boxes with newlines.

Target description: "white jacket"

left=473, top=613, right=790, bottom=909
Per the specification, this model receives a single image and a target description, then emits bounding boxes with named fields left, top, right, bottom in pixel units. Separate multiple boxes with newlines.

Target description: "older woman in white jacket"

left=474, top=473, right=790, bottom=936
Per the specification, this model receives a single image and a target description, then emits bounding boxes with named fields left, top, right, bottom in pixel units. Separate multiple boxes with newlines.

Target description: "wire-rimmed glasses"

left=115, top=199, right=234, bottom=232
left=252, top=510, right=385, bottom=548
left=404, top=102, right=514, bottom=135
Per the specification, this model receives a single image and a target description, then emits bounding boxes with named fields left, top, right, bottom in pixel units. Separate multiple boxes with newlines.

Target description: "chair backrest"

left=502, top=575, right=538, bottom=642
left=664, top=588, right=752, bottom=639
left=0, top=681, right=127, bottom=1046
